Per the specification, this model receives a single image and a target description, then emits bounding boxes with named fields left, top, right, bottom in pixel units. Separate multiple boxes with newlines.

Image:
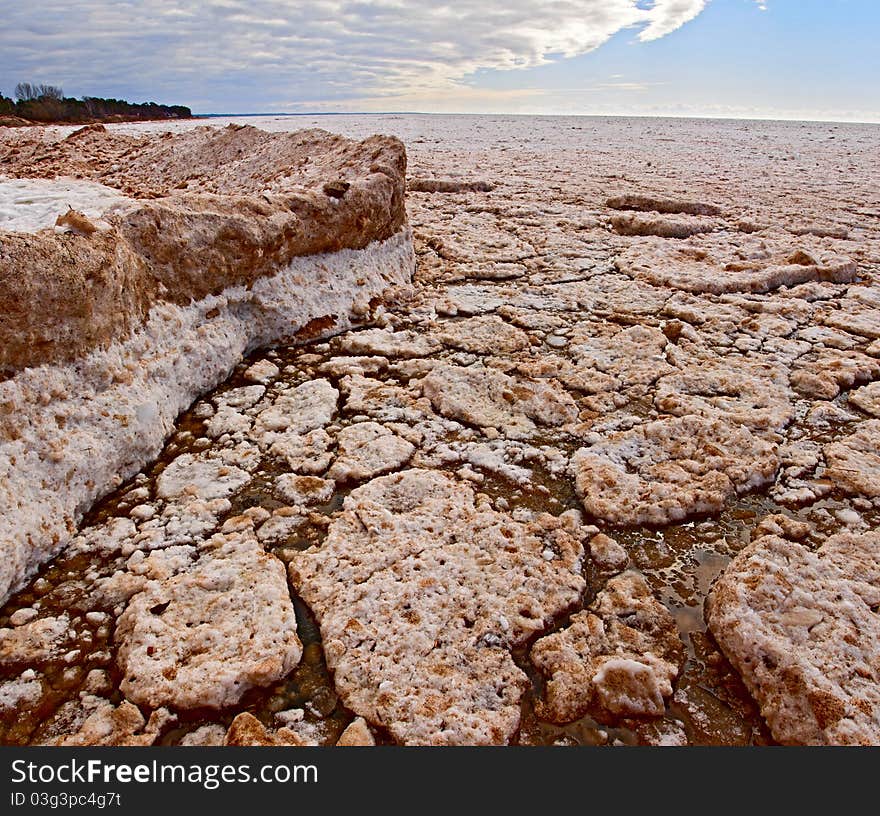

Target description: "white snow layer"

left=0, top=176, right=133, bottom=232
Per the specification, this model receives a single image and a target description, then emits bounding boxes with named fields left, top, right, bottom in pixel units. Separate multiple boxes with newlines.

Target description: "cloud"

left=1, top=1, right=710, bottom=110
left=638, top=1, right=707, bottom=42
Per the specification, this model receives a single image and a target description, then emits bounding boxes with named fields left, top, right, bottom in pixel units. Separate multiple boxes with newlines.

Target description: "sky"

left=2, top=1, right=878, bottom=122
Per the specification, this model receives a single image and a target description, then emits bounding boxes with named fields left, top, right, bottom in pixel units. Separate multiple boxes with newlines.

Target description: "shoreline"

left=0, top=115, right=197, bottom=128
left=191, top=111, right=880, bottom=127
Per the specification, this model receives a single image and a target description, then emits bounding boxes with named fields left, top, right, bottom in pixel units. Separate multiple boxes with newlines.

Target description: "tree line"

left=0, top=83, right=191, bottom=123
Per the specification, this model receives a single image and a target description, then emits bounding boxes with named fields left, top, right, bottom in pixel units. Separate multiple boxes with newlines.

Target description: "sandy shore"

left=1, top=115, right=878, bottom=746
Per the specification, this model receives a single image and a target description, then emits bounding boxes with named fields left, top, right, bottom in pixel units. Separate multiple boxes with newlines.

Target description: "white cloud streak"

left=1, top=1, right=709, bottom=109
left=638, top=1, right=707, bottom=41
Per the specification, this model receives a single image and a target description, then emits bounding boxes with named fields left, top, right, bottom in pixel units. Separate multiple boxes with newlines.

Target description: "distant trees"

left=15, top=82, right=63, bottom=101
left=0, top=82, right=191, bottom=124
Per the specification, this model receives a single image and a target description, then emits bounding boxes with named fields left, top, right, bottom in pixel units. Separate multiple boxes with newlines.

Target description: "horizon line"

left=193, top=110, right=880, bottom=126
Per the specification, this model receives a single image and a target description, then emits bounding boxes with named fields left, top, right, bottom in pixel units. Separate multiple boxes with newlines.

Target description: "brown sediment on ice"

left=289, top=469, right=587, bottom=745
left=222, top=710, right=375, bottom=747
left=609, top=212, right=716, bottom=239
left=849, top=381, right=880, bottom=416
left=789, top=347, right=880, bottom=400
left=0, top=124, right=408, bottom=371
left=823, top=420, right=880, bottom=498
left=115, top=529, right=302, bottom=710
left=654, top=357, right=794, bottom=431
left=224, top=712, right=312, bottom=746
left=48, top=700, right=164, bottom=746
left=531, top=571, right=685, bottom=722
left=707, top=531, right=880, bottom=745
left=605, top=194, right=721, bottom=217
left=788, top=224, right=850, bottom=239
left=434, top=314, right=530, bottom=354
left=570, top=415, right=779, bottom=526
left=335, top=716, right=376, bottom=746
left=616, top=234, right=858, bottom=295
left=408, top=177, right=495, bottom=193
left=421, top=361, right=578, bottom=440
